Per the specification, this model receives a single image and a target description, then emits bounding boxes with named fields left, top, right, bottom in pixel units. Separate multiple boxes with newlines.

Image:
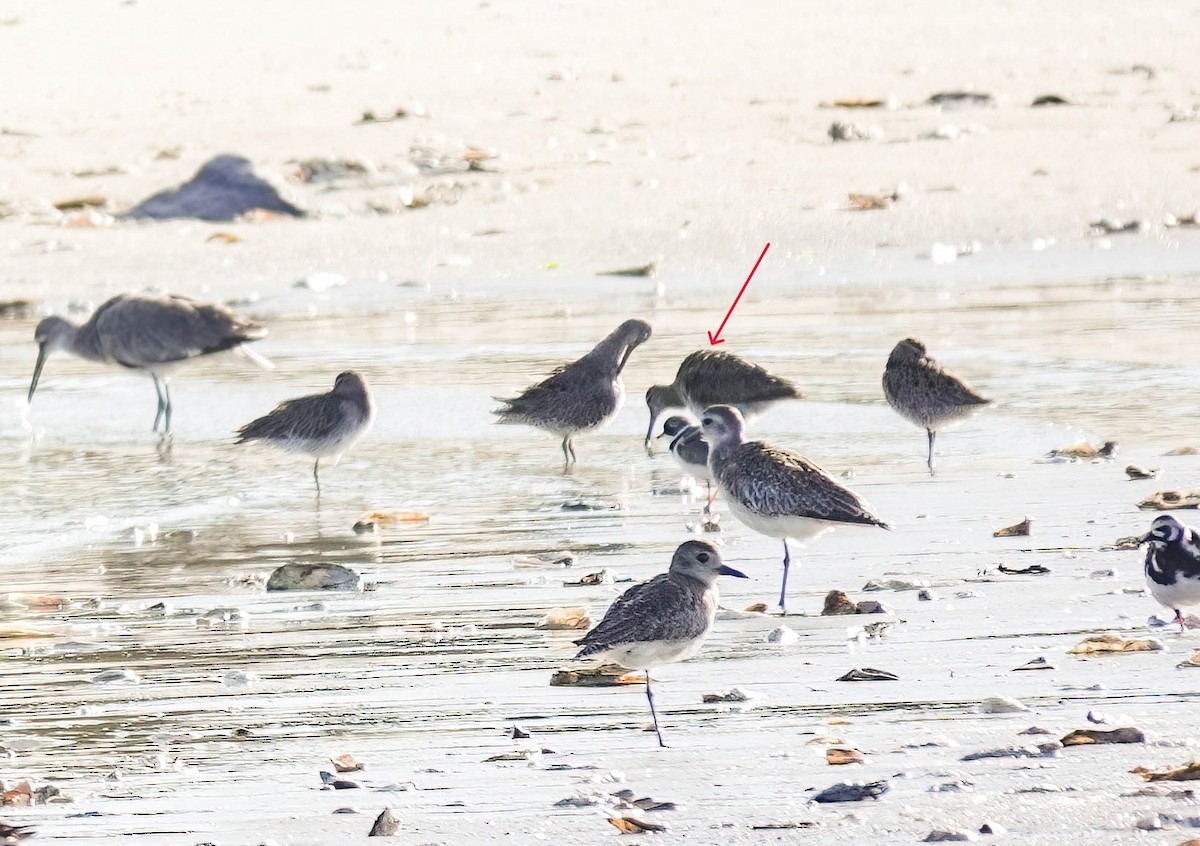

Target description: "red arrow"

left=707, top=242, right=770, bottom=345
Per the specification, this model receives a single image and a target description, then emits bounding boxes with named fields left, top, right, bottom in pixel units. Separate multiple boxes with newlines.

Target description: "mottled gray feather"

left=573, top=573, right=710, bottom=658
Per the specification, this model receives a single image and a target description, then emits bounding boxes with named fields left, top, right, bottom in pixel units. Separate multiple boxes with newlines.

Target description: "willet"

left=658, top=415, right=715, bottom=512
left=1141, top=515, right=1200, bottom=633
left=572, top=539, right=748, bottom=746
left=494, top=318, right=652, bottom=471
left=28, top=292, right=271, bottom=434
left=235, top=371, right=375, bottom=493
left=700, top=404, right=888, bottom=614
left=645, top=349, right=803, bottom=447
left=882, top=338, right=989, bottom=474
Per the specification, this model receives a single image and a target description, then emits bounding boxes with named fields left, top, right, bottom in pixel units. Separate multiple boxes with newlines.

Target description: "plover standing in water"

left=659, top=415, right=715, bottom=512
left=645, top=349, right=803, bottom=447
left=1142, top=515, right=1200, bottom=633
left=700, top=404, right=888, bottom=614
left=28, top=292, right=271, bottom=434
left=572, top=540, right=748, bottom=747
left=882, top=338, right=989, bottom=474
left=236, top=371, right=374, bottom=493
left=494, top=319, right=652, bottom=471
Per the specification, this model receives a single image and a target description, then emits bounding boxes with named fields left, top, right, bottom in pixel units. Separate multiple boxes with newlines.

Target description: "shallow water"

left=5, top=246, right=1200, bottom=844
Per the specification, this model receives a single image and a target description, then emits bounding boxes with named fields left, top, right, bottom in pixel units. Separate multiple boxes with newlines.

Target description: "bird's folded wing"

left=575, top=576, right=708, bottom=656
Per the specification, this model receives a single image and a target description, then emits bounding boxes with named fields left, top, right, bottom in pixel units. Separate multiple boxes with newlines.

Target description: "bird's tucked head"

left=699, top=404, right=746, bottom=449
left=659, top=415, right=692, bottom=439
left=609, top=318, right=652, bottom=375
left=1145, top=515, right=1186, bottom=547
left=332, top=371, right=372, bottom=408
left=669, top=539, right=748, bottom=585
left=887, top=337, right=927, bottom=366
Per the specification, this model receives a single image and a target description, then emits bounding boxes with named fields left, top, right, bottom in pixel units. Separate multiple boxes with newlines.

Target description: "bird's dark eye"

left=702, top=418, right=712, bottom=426
left=697, top=552, right=710, bottom=563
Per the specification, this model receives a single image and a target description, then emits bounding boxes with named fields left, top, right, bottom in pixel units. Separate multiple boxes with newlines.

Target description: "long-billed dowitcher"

left=235, top=371, right=374, bottom=493
left=494, top=319, right=652, bottom=471
left=1141, top=515, right=1200, bottom=633
left=27, top=292, right=271, bottom=434
left=700, top=404, right=888, bottom=614
left=572, top=539, right=748, bottom=747
left=659, top=415, right=715, bottom=512
left=645, top=349, right=802, bottom=447
left=882, top=338, right=989, bottom=474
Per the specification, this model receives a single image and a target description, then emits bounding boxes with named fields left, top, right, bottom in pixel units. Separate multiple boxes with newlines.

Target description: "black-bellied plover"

left=28, top=292, right=270, bottom=434
left=659, top=415, right=715, bottom=512
left=235, top=371, right=374, bottom=493
left=882, top=338, right=989, bottom=475
left=700, top=404, right=888, bottom=614
left=572, top=539, right=747, bottom=746
left=494, top=319, right=652, bottom=471
left=645, top=349, right=802, bottom=447
left=1142, top=515, right=1200, bottom=633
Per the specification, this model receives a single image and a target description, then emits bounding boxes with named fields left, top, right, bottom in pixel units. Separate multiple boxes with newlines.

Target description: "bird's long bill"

left=27, top=344, right=47, bottom=404
left=616, top=343, right=635, bottom=376
left=717, top=564, right=750, bottom=579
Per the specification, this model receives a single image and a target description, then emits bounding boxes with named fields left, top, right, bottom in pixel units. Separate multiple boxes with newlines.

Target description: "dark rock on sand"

left=126, top=155, right=304, bottom=221
left=812, top=780, right=889, bottom=803
left=267, top=563, right=362, bottom=592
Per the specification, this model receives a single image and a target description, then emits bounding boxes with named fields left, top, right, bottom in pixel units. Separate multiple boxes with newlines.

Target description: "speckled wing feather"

left=680, top=350, right=802, bottom=408
left=93, top=293, right=265, bottom=367
left=236, top=394, right=352, bottom=443
left=716, top=442, right=888, bottom=526
left=494, top=359, right=617, bottom=430
left=1146, top=532, right=1200, bottom=586
left=574, top=575, right=709, bottom=658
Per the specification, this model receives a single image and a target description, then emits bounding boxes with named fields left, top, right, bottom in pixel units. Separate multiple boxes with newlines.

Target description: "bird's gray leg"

left=562, top=436, right=577, bottom=472
left=779, top=540, right=791, bottom=615
left=161, top=380, right=174, bottom=434
left=151, top=375, right=166, bottom=433
left=313, top=459, right=322, bottom=495
left=645, top=672, right=666, bottom=748
left=926, top=428, right=936, bottom=476
left=1177, top=608, right=1187, bottom=634
left=703, top=480, right=716, bottom=514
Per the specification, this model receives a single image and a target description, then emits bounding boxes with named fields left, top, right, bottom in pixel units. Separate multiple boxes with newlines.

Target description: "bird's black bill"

left=27, top=344, right=47, bottom=403
left=617, top=343, right=635, bottom=376
left=717, top=564, right=750, bottom=579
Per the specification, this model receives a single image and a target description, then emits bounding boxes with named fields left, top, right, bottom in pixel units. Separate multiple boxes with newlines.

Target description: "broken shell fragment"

left=1126, top=464, right=1159, bottom=480
left=836, top=668, right=898, bottom=682
left=608, top=816, right=668, bottom=833
left=993, top=518, right=1032, bottom=537
left=332, top=754, right=364, bottom=773
left=1133, top=761, right=1200, bottom=782
left=550, top=666, right=644, bottom=687
left=1069, top=634, right=1166, bottom=654
left=822, top=590, right=858, bottom=615
left=368, top=807, right=399, bottom=836
left=826, top=747, right=866, bottom=765
left=812, top=780, right=889, bottom=803
left=1061, top=727, right=1146, bottom=746
left=535, top=607, right=591, bottom=630
left=1138, top=490, right=1200, bottom=511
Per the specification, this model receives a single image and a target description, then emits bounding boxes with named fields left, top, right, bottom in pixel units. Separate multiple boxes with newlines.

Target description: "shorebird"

left=494, top=318, right=652, bottom=471
left=644, top=349, right=803, bottom=448
left=700, top=404, right=888, bottom=614
left=235, top=371, right=375, bottom=493
left=572, top=539, right=748, bottom=747
left=28, top=292, right=271, bottom=434
left=882, top=338, right=989, bottom=475
left=1141, top=515, right=1200, bottom=633
left=658, top=415, right=716, bottom=512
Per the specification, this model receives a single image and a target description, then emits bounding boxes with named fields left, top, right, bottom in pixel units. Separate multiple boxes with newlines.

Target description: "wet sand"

left=4, top=1, right=1200, bottom=844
